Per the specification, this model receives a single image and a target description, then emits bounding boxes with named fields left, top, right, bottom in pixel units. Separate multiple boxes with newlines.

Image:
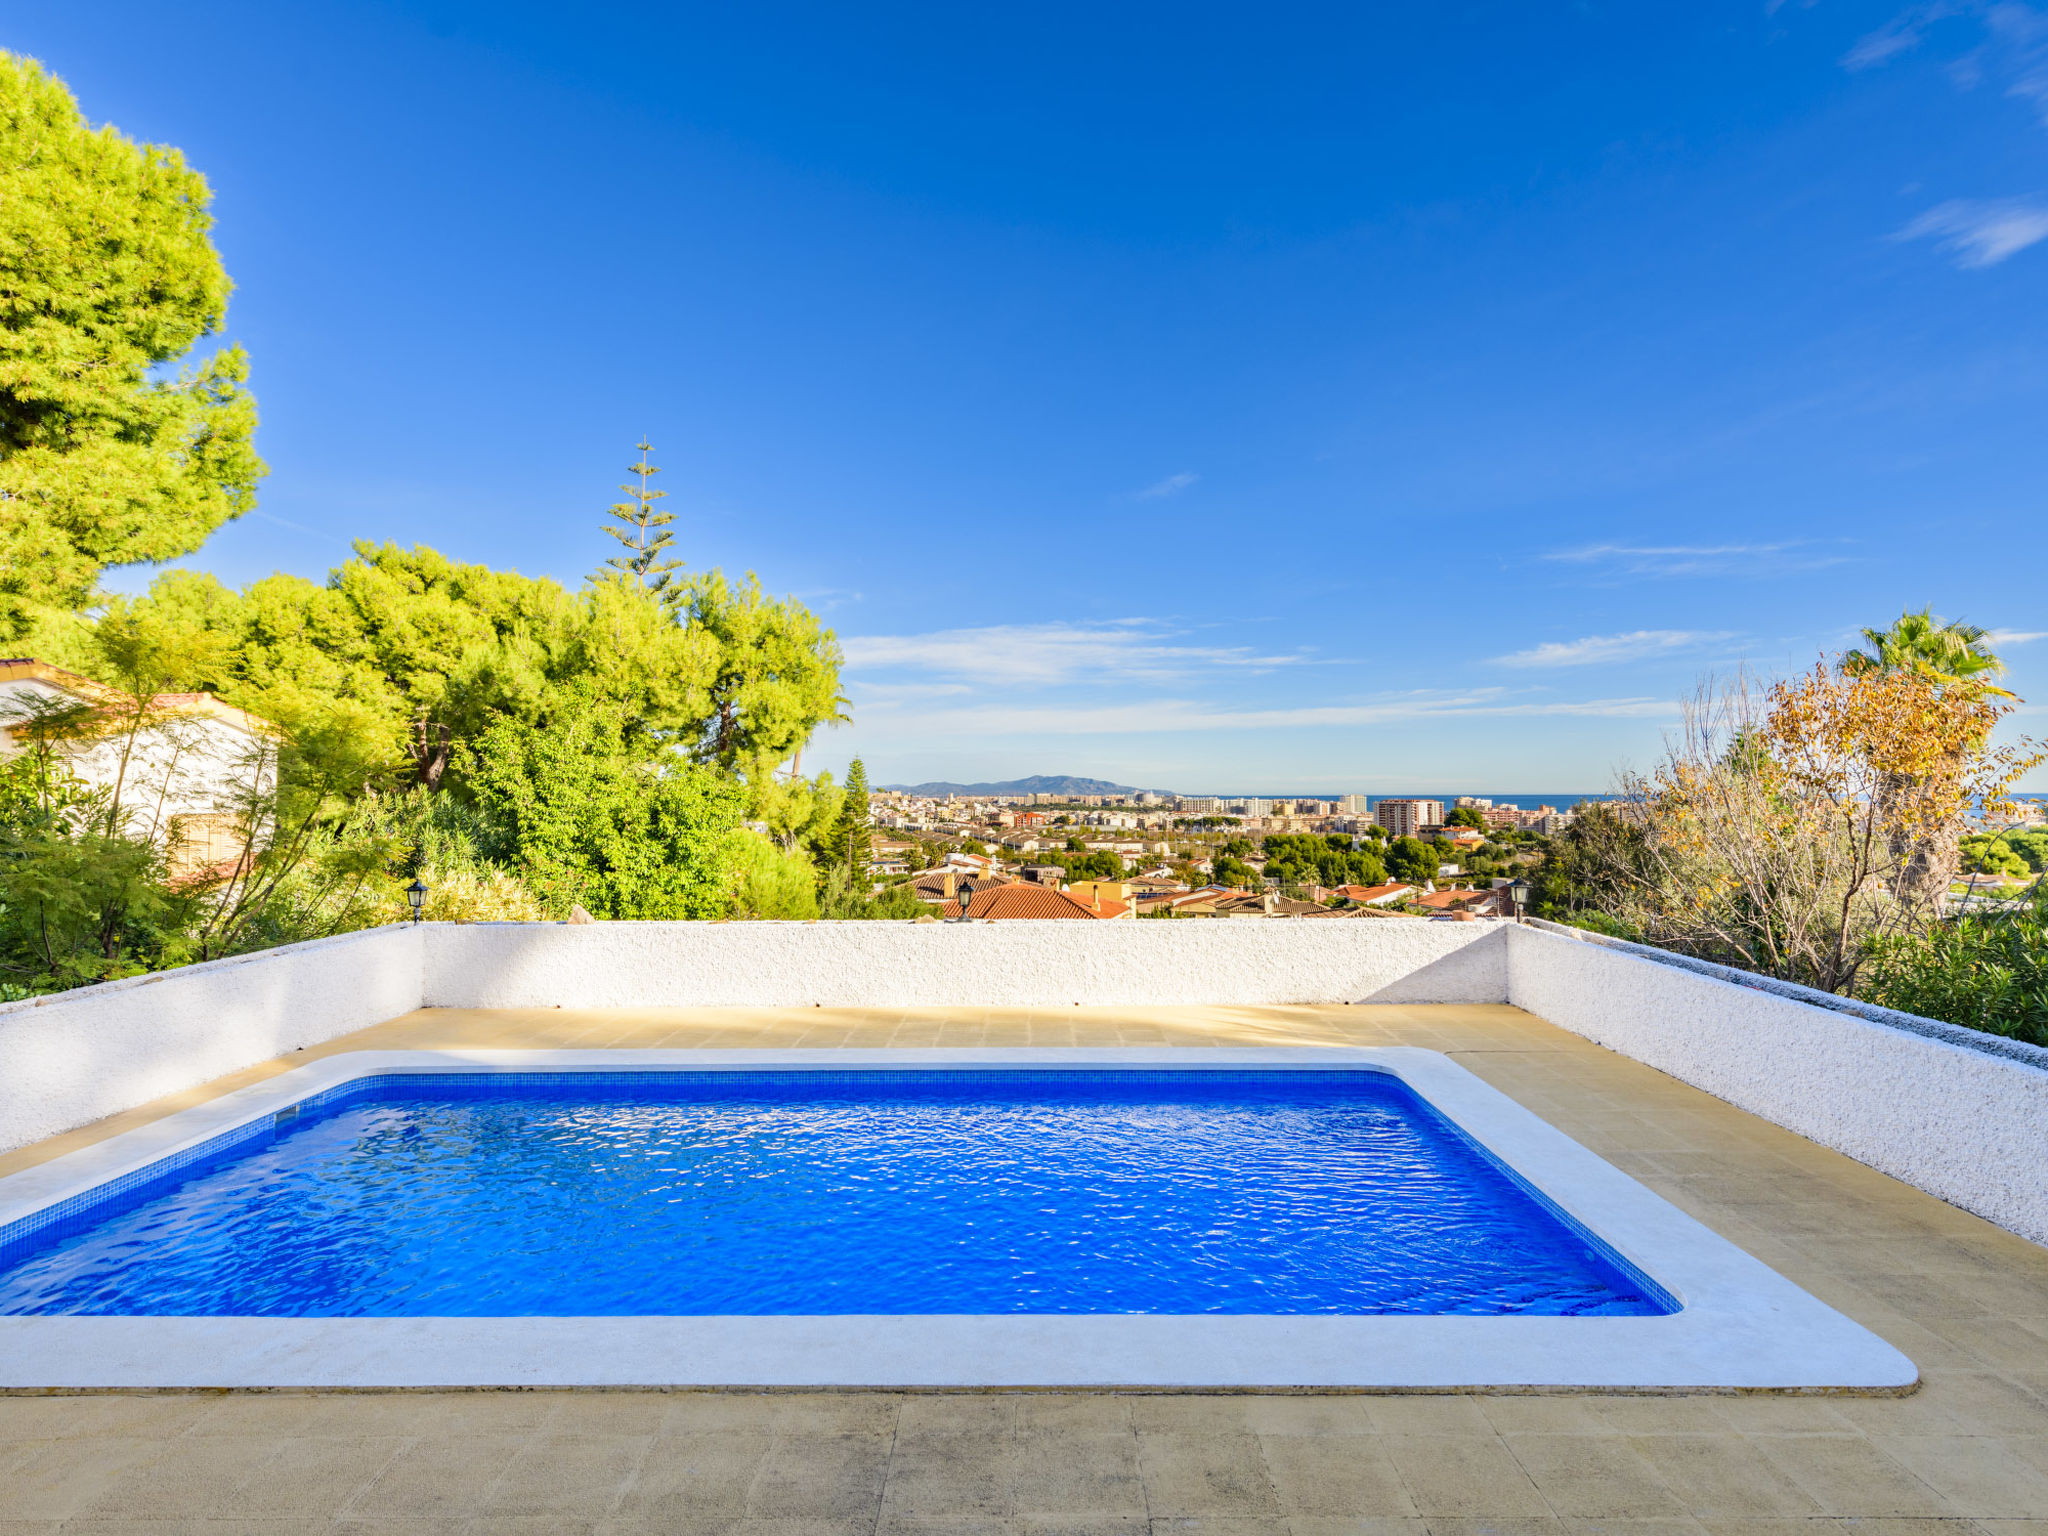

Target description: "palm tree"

left=1842, top=610, right=2010, bottom=915
left=1843, top=609, right=2012, bottom=697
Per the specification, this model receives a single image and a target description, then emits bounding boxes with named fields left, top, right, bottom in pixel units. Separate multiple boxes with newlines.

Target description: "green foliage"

left=1844, top=608, right=2011, bottom=696
left=1445, top=806, right=1488, bottom=829
left=1963, top=831, right=2045, bottom=879
left=814, top=863, right=927, bottom=920
left=822, top=757, right=872, bottom=883
left=686, top=570, right=846, bottom=777
left=1556, top=909, right=1640, bottom=941
left=0, top=753, right=194, bottom=992
left=1385, top=836, right=1441, bottom=886
left=1260, top=833, right=1386, bottom=889
left=101, top=544, right=789, bottom=795
left=0, top=54, right=263, bottom=640
left=727, top=832, right=819, bottom=920
left=467, top=685, right=745, bottom=919
left=1211, top=855, right=1262, bottom=889
left=1864, top=886, right=2048, bottom=1048
left=599, top=441, right=683, bottom=609
left=1061, top=850, right=1126, bottom=882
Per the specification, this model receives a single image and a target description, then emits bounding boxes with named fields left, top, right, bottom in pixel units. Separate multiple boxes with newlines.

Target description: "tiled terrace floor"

left=3, top=1002, right=2048, bottom=1534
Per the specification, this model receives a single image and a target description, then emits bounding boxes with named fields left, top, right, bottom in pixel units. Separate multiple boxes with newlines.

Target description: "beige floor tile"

left=744, top=1432, right=894, bottom=1519
left=221, top=1434, right=407, bottom=1516
left=1136, top=1431, right=1283, bottom=1517
left=1867, top=1435, right=2048, bottom=1518
left=1259, top=1435, right=1416, bottom=1518
left=1501, top=1435, right=1683, bottom=1519
left=349, top=1434, right=533, bottom=1519
left=482, top=1433, right=653, bottom=1517
left=1011, top=1433, right=1147, bottom=1516
left=614, top=1431, right=776, bottom=1519
left=1380, top=1435, right=1552, bottom=1519
left=1619, top=1434, right=1820, bottom=1520
left=1746, top=1433, right=1949, bottom=1517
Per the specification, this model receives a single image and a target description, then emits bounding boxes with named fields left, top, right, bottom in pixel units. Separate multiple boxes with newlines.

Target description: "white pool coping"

left=0, top=1047, right=1917, bottom=1392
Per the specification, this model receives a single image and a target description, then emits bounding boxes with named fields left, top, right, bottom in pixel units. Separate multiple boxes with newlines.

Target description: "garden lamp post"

left=1507, top=878, right=1531, bottom=922
left=955, top=879, right=976, bottom=921
left=406, top=878, right=428, bottom=925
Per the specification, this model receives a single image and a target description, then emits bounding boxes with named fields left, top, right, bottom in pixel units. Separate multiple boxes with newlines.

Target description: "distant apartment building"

left=1338, top=794, right=1369, bottom=815
left=1237, top=798, right=1270, bottom=818
left=1375, top=798, right=1444, bottom=838
left=1179, top=795, right=1223, bottom=814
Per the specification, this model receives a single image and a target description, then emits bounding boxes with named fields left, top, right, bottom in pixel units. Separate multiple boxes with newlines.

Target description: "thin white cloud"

left=857, top=692, right=1679, bottom=738
left=1846, top=2, right=2048, bottom=124
left=1844, top=3, right=1958, bottom=70
left=1896, top=197, right=2048, bottom=267
left=1492, top=630, right=1739, bottom=669
left=1543, top=542, right=1846, bottom=578
left=841, top=619, right=1314, bottom=686
left=1134, top=472, right=1198, bottom=500
left=1988, top=628, right=2048, bottom=645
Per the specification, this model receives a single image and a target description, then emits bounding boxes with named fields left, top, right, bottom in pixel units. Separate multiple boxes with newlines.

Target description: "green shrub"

left=727, top=833, right=819, bottom=920
left=1863, top=885, right=2048, bottom=1048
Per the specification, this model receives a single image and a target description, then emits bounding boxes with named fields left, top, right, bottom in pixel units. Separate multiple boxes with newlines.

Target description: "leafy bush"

left=1385, top=836, right=1440, bottom=886
left=467, top=685, right=745, bottom=919
left=727, top=832, right=819, bottom=920
left=1863, top=885, right=2048, bottom=1048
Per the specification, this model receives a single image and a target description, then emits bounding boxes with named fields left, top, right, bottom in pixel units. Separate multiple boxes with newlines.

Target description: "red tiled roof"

left=942, top=884, right=1107, bottom=919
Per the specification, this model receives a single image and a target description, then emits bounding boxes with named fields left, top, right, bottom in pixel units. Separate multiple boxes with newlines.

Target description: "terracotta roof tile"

left=941, top=884, right=1106, bottom=919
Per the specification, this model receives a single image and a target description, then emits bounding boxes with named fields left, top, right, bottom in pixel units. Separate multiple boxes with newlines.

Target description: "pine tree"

left=600, top=441, right=684, bottom=608
left=835, top=758, right=872, bottom=886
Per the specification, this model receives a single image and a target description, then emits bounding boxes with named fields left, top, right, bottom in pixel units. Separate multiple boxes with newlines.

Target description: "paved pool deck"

left=2, top=1001, right=2047, bottom=1533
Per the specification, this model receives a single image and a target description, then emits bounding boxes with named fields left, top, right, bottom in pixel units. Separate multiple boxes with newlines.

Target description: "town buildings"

left=1375, top=798, right=1444, bottom=837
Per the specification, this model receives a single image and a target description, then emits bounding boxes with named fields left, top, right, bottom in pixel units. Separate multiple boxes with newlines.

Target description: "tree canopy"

left=0, top=53, right=263, bottom=640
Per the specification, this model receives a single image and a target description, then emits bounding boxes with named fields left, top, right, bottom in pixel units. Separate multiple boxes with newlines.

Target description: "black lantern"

left=1507, top=878, right=1531, bottom=921
left=405, top=877, right=428, bottom=924
left=955, top=879, right=976, bottom=921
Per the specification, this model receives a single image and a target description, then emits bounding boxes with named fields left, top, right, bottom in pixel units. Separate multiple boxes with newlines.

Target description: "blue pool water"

left=0, top=1071, right=1670, bottom=1317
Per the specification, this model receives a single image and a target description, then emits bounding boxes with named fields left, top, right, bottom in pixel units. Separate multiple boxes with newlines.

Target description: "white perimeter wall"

left=1504, top=923, right=2048, bottom=1247
left=423, top=919, right=1508, bottom=1010
left=0, top=926, right=424, bottom=1155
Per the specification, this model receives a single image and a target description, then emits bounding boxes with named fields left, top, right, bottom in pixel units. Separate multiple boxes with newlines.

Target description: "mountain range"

left=879, top=775, right=1162, bottom=798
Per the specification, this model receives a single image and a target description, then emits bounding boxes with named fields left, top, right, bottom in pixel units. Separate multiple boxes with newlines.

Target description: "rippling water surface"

left=0, top=1072, right=1667, bottom=1316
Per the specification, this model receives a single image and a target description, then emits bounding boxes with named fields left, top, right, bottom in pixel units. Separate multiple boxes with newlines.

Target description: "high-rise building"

left=1375, top=798, right=1444, bottom=838
left=1338, top=794, right=1369, bottom=815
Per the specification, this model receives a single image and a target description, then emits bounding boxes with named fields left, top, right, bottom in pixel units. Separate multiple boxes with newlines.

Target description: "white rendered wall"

left=424, top=919, right=1509, bottom=1010
left=1504, top=922, right=2048, bottom=1246
left=0, top=926, right=423, bottom=1154
left=7, top=915, right=2045, bottom=1252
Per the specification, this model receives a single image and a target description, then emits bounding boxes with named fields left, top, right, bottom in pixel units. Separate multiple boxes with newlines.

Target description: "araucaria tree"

left=830, top=757, right=872, bottom=884
left=0, top=54, right=264, bottom=642
left=600, top=441, right=684, bottom=609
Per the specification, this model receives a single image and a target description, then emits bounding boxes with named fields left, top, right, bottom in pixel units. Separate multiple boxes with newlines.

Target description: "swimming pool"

left=0, top=1048, right=1917, bottom=1390
left=0, top=1069, right=1669, bottom=1319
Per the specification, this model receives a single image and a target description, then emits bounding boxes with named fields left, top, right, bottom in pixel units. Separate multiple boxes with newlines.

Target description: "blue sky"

left=17, top=1, right=2047, bottom=792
